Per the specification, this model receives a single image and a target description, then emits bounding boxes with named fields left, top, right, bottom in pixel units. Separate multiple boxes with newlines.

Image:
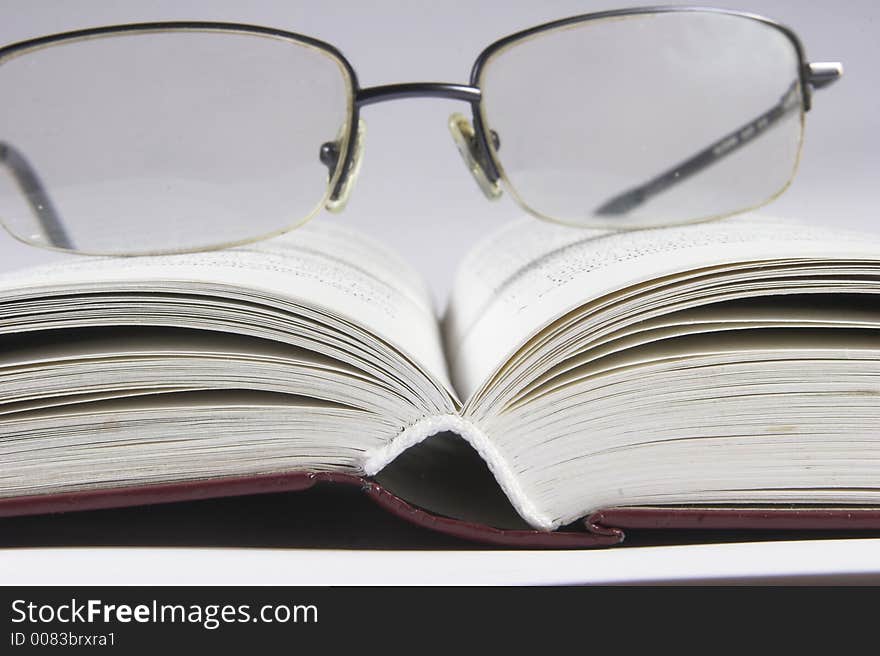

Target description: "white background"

left=0, top=0, right=878, bottom=583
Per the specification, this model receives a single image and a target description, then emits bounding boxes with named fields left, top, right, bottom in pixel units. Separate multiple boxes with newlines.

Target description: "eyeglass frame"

left=0, top=5, right=843, bottom=254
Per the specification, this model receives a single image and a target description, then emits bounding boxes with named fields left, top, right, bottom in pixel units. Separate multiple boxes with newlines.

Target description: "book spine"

left=364, top=413, right=556, bottom=531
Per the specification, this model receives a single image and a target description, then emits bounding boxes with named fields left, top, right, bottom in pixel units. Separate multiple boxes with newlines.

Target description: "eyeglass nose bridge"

left=323, top=82, right=502, bottom=209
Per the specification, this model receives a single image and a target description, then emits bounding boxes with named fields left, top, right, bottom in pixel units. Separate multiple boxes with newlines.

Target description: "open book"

left=1, top=214, right=879, bottom=547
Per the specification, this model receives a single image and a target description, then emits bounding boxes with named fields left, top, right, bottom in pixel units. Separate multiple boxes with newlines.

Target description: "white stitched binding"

left=363, top=414, right=556, bottom=531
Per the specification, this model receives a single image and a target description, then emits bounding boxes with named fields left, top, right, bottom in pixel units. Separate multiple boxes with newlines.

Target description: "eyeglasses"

left=0, top=6, right=842, bottom=255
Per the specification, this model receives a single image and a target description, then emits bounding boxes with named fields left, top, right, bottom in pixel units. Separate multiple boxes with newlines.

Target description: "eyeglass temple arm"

left=594, top=62, right=843, bottom=217
left=0, top=141, right=74, bottom=249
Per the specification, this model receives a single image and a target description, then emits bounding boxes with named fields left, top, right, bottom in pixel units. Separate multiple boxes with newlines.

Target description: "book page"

left=445, top=214, right=880, bottom=401
left=0, top=222, right=454, bottom=397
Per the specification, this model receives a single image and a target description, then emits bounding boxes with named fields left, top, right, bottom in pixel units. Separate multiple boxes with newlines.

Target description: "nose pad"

left=322, top=119, right=366, bottom=213
left=448, top=113, right=502, bottom=200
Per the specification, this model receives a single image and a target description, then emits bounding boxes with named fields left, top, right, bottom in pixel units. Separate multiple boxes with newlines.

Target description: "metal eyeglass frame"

left=0, top=5, right=843, bottom=253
